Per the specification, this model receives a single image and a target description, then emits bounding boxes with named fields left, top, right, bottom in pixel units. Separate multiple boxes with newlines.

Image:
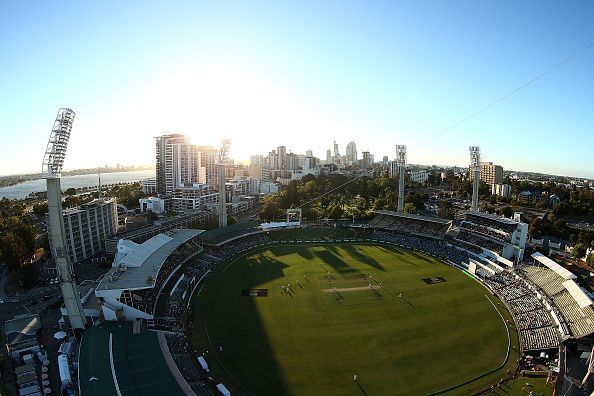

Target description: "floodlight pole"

left=42, top=108, right=87, bottom=331
left=469, top=146, right=481, bottom=212
left=396, top=145, right=407, bottom=212
left=218, top=139, right=231, bottom=228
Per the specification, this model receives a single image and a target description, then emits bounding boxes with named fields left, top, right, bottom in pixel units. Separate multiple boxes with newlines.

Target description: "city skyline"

left=1, top=1, right=594, bottom=178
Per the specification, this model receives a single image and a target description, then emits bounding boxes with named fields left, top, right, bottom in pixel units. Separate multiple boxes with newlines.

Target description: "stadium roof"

left=97, top=229, right=202, bottom=291
left=532, top=252, right=577, bottom=280
left=562, top=280, right=593, bottom=309
left=78, top=323, right=185, bottom=396
left=466, top=211, right=518, bottom=225
left=198, top=220, right=260, bottom=245
left=373, top=210, right=452, bottom=225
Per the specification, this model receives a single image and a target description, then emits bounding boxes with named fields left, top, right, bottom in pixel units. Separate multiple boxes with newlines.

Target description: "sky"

left=1, top=1, right=593, bottom=178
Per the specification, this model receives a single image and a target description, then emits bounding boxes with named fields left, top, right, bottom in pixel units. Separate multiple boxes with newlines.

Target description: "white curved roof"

left=114, top=234, right=173, bottom=268
left=531, top=252, right=576, bottom=280
left=562, top=280, right=593, bottom=309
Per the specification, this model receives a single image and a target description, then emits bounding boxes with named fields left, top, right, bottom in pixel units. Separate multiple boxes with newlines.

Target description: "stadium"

left=78, top=204, right=586, bottom=396
left=76, top=166, right=590, bottom=395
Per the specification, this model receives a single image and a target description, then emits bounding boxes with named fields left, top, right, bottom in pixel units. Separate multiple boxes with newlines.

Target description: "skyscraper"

left=333, top=141, right=339, bottom=163
left=277, top=146, right=287, bottom=169
left=155, top=134, right=219, bottom=194
left=286, top=153, right=299, bottom=171
left=346, top=141, right=357, bottom=164
left=155, top=134, right=190, bottom=194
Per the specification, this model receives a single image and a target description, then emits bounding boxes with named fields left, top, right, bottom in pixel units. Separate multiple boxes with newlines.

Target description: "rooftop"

left=96, top=229, right=202, bottom=291
left=63, top=197, right=116, bottom=215
left=466, top=211, right=518, bottom=225
left=78, top=322, right=185, bottom=396
left=4, top=314, right=41, bottom=336
left=532, top=252, right=577, bottom=280
left=4, top=314, right=41, bottom=347
left=373, top=210, right=452, bottom=225
left=198, top=220, right=260, bottom=245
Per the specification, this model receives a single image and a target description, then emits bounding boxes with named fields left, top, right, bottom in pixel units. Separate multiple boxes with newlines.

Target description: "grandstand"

left=520, top=252, right=594, bottom=339
left=95, top=229, right=203, bottom=320
left=368, top=210, right=452, bottom=238
left=482, top=271, right=561, bottom=351
left=455, top=211, right=528, bottom=263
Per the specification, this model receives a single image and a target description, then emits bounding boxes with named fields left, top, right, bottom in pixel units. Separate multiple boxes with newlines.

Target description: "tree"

left=227, top=216, right=237, bottom=225
left=0, top=233, right=26, bottom=272
left=32, top=202, right=48, bottom=216
left=587, top=254, right=594, bottom=267
left=328, top=204, right=344, bottom=219
left=572, top=243, right=587, bottom=260
left=18, top=263, right=39, bottom=289
left=497, top=206, right=513, bottom=218
left=404, top=203, right=417, bottom=214
left=64, top=188, right=77, bottom=196
left=437, top=201, right=455, bottom=220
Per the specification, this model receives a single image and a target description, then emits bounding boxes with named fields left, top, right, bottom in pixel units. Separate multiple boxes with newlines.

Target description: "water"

left=0, top=169, right=155, bottom=200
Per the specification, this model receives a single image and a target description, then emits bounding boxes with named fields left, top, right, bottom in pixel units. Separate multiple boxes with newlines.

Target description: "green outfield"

left=191, top=243, right=519, bottom=395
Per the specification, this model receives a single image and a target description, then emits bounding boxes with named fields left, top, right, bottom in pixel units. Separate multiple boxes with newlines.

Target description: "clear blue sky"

left=1, top=1, right=593, bottom=178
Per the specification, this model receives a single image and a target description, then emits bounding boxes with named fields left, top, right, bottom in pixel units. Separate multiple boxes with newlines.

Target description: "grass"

left=489, top=376, right=553, bottom=395
left=191, top=243, right=519, bottom=395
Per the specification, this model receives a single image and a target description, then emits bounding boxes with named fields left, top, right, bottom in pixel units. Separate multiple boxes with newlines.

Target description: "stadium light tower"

left=396, top=145, right=407, bottom=212
left=42, top=108, right=87, bottom=331
left=469, top=146, right=481, bottom=212
left=218, top=139, right=231, bottom=228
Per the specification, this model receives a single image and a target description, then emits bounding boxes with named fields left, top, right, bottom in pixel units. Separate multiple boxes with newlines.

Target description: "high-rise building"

left=362, top=151, right=374, bottom=168
left=306, top=149, right=313, bottom=157
left=155, top=134, right=219, bottom=194
left=304, top=156, right=316, bottom=171
left=286, top=153, right=299, bottom=171
left=196, top=145, right=219, bottom=187
left=277, top=146, right=287, bottom=169
left=155, top=133, right=188, bottom=194
left=250, top=155, right=264, bottom=166
left=297, top=154, right=305, bottom=168
left=248, top=164, right=271, bottom=181
left=469, top=162, right=503, bottom=186
left=389, top=161, right=398, bottom=178
left=333, top=141, right=339, bottom=163
left=268, top=150, right=279, bottom=169
left=50, top=198, right=118, bottom=264
left=345, top=141, right=357, bottom=164
left=326, top=149, right=332, bottom=164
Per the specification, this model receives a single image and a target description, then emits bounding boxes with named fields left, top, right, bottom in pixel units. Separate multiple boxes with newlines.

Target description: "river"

left=0, top=169, right=155, bottom=200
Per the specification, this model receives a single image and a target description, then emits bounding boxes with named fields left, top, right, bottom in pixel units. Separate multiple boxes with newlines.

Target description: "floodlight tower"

left=469, top=146, right=481, bottom=212
left=396, top=145, right=407, bottom=212
left=218, top=139, right=231, bottom=227
left=42, top=108, right=87, bottom=331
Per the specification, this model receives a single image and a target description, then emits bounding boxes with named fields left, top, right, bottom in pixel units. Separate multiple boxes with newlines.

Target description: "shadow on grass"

left=341, top=245, right=386, bottom=272
left=315, top=249, right=360, bottom=275
left=356, top=381, right=368, bottom=395
left=193, top=255, right=291, bottom=395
